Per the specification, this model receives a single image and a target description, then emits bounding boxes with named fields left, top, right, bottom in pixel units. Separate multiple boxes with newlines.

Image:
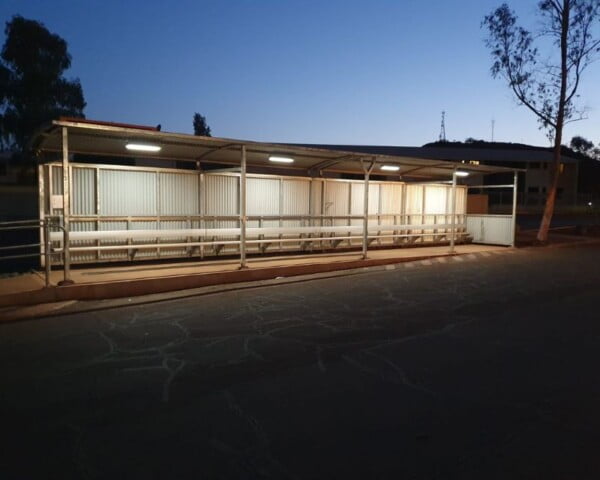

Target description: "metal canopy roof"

left=31, top=119, right=521, bottom=180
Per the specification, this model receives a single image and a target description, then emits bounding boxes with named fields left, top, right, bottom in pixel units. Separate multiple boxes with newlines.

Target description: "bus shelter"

left=31, top=119, right=521, bottom=283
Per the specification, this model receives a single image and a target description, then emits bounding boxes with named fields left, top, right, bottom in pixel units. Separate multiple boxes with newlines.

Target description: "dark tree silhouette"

left=193, top=113, right=211, bottom=137
left=483, top=1, right=600, bottom=242
left=0, top=16, right=86, bottom=155
left=570, top=135, right=594, bottom=155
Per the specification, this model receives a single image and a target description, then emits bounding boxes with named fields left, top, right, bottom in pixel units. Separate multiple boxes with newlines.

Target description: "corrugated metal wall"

left=72, top=167, right=96, bottom=215
left=204, top=174, right=238, bottom=217
left=310, top=180, right=323, bottom=216
left=204, top=174, right=239, bottom=254
left=349, top=183, right=379, bottom=222
left=424, top=185, right=447, bottom=214
left=282, top=179, right=310, bottom=226
left=70, top=220, right=97, bottom=263
left=324, top=181, right=349, bottom=226
left=406, top=185, right=423, bottom=233
left=51, top=165, right=63, bottom=196
left=380, top=183, right=403, bottom=229
left=159, top=172, right=199, bottom=215
left=41, top=162, right=470, bottom=264
left=100, top=169, right=156, bottom=216
left=247, top=177, right=279, bottom=231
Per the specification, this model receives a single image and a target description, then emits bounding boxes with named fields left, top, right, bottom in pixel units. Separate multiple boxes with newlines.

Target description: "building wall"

left=523, top=161, right=578, bottom=206
left=472, top=158, right=579, bottom=208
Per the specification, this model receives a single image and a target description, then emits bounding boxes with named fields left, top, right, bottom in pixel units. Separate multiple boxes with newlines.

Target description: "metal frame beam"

left=466, top=184, right=515, bottom=189
left=400, top=162, right=455, bottom=177
left=196, top=143, right=239, bottom=161
left=205, top=167, right=241, bottom=174
left=308, top=155, right=355, bottom=177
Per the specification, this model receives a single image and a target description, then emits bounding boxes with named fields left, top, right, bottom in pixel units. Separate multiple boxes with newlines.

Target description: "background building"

left=296, top=143, right=585, bottom=210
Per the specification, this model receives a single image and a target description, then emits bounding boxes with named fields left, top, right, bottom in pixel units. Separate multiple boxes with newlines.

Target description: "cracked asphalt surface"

left=1, top=245, right=600, bottom=479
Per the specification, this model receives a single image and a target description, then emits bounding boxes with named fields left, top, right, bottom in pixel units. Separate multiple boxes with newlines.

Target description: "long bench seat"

left=49, top=223, right=464, bottom=243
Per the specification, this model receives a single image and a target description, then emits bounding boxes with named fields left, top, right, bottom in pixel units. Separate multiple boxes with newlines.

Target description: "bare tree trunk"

left=536, top=0, right=569, bottom=244
left=537, top=148, right=562, bottom=243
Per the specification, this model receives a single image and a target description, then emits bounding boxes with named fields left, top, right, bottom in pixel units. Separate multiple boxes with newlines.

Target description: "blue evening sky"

left=2, top=0, right=600, bottom=147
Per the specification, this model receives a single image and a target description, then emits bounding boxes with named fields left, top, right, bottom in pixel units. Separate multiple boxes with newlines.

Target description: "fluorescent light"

left=455, top=171, right=469, bottom=177
left=126, top=143, right=162, bottom=152
left=381, top=165, right=400, bottom=172
left=269, top=156, right=294, bottom=164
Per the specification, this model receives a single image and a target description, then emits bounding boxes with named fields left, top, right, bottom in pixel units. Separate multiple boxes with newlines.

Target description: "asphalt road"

left=1, top=244, right=600, bottom=479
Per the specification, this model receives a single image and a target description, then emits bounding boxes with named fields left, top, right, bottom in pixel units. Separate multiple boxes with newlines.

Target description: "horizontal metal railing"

left=0, top=213, right=469, bottom=283
left=55, top=213, right=458, bottom=221
left=47, top=213, right=467, bottom=262
left=0, top=218, right=69, bottom=287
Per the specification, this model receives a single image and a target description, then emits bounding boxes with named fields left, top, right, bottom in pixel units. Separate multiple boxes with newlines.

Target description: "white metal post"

left=38, top=164, right=45, bottom=269
left=239, top=145, right=247, bottom=269
left=450, top=169, right=457, bottom=254
left=511, top=170, right=518, bottom=247
left=44, top=220, right=51, bottom=287
left=362, top=159, right=375, bottom=260
left=60, top=127, right=73, bottom=284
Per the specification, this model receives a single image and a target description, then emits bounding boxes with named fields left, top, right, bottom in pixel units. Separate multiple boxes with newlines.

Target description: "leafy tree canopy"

left=0, top=15, right=86, bottom=154
left=193, top=113, right=211, bottom=137
left=570, top=135, right=594, bottom=154
left=483, top=1, right=600, bottom=138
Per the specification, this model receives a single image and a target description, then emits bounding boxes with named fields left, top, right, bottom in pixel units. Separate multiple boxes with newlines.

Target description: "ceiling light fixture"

left=126, top=143, right=162, bottom=152
left=269, top=156, right=294, bottom=164
left=380, top=165, right=400, bottom=172
left=455, top=170, right=469, bottom=177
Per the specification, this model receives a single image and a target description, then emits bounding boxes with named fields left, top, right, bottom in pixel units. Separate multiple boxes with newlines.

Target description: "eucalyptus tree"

left=483, top=1, right=600, bottom=242
left=0, top=16, right=85, bottom=156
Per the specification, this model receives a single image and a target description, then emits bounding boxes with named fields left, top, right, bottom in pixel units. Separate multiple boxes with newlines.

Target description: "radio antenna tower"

left=439, top=111, right=447, bottom=142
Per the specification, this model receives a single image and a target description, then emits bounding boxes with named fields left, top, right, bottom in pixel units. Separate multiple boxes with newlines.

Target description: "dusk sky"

left=2, top=0, right=600, bottom=147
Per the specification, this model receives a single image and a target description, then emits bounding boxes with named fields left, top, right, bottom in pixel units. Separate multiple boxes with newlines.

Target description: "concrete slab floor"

left=0, top=244, right=508, bottom=296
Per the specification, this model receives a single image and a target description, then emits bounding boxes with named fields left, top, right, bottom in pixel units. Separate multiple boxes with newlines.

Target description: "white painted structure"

left=31, top=119, right=521, bottom=280
left=466, top=215, right=514, bottom=246
left=40, top=161, right=468, bottom=264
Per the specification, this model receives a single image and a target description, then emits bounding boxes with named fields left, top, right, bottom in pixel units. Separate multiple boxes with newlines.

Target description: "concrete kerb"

left=0, top=252, right=456, bottom=307
left=0, top=251, right=465, bottom=323
left=0, top=264, right=402, bottom=322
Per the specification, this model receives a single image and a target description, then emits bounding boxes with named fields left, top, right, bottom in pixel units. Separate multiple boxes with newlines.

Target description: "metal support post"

left=239, top=145, right=247, bottom=269
left=511, top=170, right=518, bottom=247
left=60, top=127, right=73, bottom=285
left=361, top=158, right=376, bottom=260
left=44, top=220, right=51, bottom=287
left=38, top=164, right=45, bottom=269
left=450, top=169, right=457, bottom=254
